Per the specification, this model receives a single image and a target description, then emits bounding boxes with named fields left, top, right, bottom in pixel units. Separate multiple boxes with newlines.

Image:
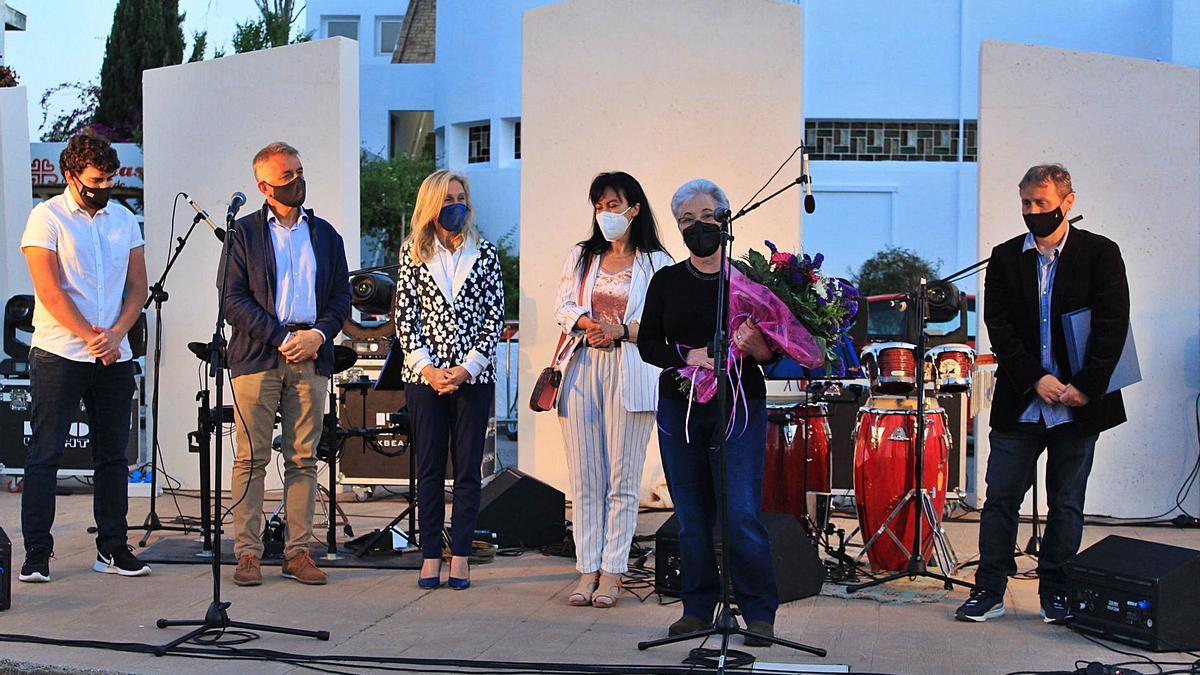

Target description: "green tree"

left=359, top=151, right=436, bottom=264
left=852, top=246, right=941, bottom=297
left=188, top=30, right=208, bottom=62
left=93, top=0, right=185, bottom=141
left=232, top=0, right=312, bottom=53
left=495, top=230, right=520, bottom=320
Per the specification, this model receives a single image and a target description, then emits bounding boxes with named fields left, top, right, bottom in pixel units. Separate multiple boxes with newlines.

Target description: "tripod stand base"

left=845, top=558, right=975, bottom=594
left=637, top=607, right=826, bottom=661
left=155, top=600, right=329, bottom=656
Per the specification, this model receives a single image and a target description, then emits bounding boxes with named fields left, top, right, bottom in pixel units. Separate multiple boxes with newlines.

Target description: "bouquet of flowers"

left=735, top=240, right=860, bottom=370
left=672, top=241, right=860, bottom=406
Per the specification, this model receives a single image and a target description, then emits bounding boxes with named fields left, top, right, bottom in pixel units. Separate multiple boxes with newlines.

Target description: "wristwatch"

left=621, top=324, right=630, bottom=341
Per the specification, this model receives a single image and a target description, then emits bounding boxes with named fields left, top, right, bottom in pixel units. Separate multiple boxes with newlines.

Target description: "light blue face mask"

left=438, top=202, right=469, bottom=232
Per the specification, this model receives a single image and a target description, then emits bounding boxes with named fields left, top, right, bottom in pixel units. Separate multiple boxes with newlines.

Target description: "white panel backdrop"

left=143, top=38, right=360, bottom=490
left=977, top=41, right=1200, bottom=517
left=0, top=85, right=32, bottom=305
left=519, top=0, right=805, bottom=496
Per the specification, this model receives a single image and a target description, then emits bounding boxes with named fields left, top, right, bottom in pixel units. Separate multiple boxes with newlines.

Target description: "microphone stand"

left=154, top=209, right=329, bottom=655
left=131, top=212, right=209, bottom=546
left=638, top=169, right=826, bottom=671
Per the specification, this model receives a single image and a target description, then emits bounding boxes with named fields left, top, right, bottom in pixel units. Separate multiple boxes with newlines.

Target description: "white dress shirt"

left=267, top=204, right=318, bottom=326
left=20, top=189, right=144, bottom=362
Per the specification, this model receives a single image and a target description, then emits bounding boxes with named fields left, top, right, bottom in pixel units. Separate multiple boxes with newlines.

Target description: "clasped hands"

left=579, top=316, right=625, bottom=349
left=1035, top=374, right=1090, bottom=408
left=422, top=364, right=471, bottom=395
left=280, top=329, right=324, bottom=363
left=86, top=325, right=122, bottom=365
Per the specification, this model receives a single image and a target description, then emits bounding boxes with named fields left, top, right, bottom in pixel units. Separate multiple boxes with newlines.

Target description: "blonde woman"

left=554, top=172, right=672, bottom=608
left=394, top=170, right=504, bottom=591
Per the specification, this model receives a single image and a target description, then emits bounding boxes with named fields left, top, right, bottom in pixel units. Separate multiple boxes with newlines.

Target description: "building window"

left=324, top=16, right=359, bottom=40
left=468, top=124, right=490, bottom=164
left=377, top=16, right=404, bottom=56
left=514, top=121, right=521, bottom=160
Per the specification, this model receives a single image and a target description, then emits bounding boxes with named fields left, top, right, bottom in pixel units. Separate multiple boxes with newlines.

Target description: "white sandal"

left=592, top=571, right=622, bottom=608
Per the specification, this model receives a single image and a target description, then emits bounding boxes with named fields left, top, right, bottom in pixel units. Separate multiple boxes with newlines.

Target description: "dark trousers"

left=21, top=348, right=135, bottom=554
left=975, top=422, right=1098, bottom=596
left=405, top=382, right=493, bottom=559
left=657, top=397, right=779, bottom=624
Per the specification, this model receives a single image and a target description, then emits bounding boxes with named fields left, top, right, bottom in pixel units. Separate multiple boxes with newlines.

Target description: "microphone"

left=225, top=192, right=247, bottom=224
left=182, top=193, right=225, bottom=242
left=714, top=207, right=732, bottom=223
left=802, top=150, right=816, bottom=214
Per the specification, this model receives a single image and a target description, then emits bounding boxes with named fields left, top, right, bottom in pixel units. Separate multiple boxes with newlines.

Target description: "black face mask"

left=72, top=177, right=112, bottom=210
left=682, top=221, right=722, bottom=257
left=1023, top=205, right=1064, bottom=238
left=268, top=176, right=306, bottom=208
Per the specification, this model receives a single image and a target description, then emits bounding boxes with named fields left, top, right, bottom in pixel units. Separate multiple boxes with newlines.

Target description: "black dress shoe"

left=668, top=614, right=713, bottom=636
left=744, top=620, right=774, bottom=647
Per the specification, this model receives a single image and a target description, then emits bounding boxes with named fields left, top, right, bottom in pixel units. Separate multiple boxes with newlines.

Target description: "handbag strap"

left=546, top=252, right=596, bottom=367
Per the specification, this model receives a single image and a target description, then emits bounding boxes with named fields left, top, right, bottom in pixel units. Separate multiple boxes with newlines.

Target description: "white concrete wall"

left=143, top=38, right=360, bottom=490
left=977, top=41, right=1200, bottom=518
left=0, top=85, right=31, bottom=304
left=519, top=0, right=804, bottom=496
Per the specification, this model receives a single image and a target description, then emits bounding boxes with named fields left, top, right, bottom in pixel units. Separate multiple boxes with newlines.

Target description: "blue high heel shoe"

left=447, top=558, right=470, bottom=590
left=417, top=561, right=442, bottom=589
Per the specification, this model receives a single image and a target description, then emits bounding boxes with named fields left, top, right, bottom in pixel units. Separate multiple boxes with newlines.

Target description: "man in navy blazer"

left=956, top=164, right=1130, bottom=626
left=219, top=142, right=351, bottom=586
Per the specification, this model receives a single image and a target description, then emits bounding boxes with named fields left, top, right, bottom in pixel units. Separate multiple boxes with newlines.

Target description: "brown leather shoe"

left=282, top=550, right=327, bottom=585
left=233, top=554, right=262, bottom=586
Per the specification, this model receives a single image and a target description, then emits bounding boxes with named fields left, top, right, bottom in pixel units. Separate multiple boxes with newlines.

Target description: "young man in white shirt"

left=18, top=131, right=150, bottom=583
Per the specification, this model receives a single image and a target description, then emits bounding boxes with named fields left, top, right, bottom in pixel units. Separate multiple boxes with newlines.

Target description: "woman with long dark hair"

left=553, top=171, right=673, bottom=608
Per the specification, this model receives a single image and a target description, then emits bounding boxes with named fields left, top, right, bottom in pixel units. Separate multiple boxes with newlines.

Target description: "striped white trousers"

left=558, top=345, right=655, bottom=574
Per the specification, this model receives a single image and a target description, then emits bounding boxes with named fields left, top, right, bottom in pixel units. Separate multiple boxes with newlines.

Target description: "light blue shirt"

left=1019, top=229, right=1073, bottom=428
left=267, top=205, right=317, bottom=326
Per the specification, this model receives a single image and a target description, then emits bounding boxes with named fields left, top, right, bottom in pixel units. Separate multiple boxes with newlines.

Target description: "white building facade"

left=307, top=0, right=1200, bottom=290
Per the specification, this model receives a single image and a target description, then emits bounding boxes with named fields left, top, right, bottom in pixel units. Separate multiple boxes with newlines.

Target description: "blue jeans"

left=405, top=382, right=493, bottom=559
left=657, top=397, right=778, bottom=624
left=975, top=422, right=1098, bottom=596
left=21, top=348, right=135, bottom=554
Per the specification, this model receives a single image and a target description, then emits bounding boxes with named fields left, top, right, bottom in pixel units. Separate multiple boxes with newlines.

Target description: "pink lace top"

left=591, top=265, right=631, bottom=324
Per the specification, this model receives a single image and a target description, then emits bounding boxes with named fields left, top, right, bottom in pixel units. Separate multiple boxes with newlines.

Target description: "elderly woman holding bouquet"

left=638, top=178, right=802, bottom=646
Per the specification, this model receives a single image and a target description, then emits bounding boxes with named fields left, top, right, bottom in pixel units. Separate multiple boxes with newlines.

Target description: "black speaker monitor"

left=476, top=468, right=566, bottom=548
left=655, top=511, right=825, bottom=603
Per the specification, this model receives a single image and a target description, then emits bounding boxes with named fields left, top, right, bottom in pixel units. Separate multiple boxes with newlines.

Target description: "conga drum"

left=852, top=396, right=951, bottom=571
left=925, top=344, right=976, bottom=394
left=861, top=342, right=918, bottom=395
left=762, top=398, right=832, bottom=531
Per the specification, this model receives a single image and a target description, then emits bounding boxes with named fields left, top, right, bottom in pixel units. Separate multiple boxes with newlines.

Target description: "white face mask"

left=597, top=206, right=633, bottom=241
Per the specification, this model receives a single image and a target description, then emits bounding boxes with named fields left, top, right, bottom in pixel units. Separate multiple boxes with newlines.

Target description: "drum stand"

left=638, top=182, right=826, bottom=671
left=847, top=278, right=974, bottom=594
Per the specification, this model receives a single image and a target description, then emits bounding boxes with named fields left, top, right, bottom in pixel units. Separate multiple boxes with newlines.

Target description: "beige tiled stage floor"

left=0, top=488, right=1197, bottom=675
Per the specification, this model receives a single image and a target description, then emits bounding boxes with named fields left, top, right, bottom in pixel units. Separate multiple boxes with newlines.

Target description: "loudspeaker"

left=1066, top=535, right=1200, bottom=652
left=476, top=468, right=565, bottom=548
left=0, top=526, right=10, bottom=611
left=654, top=512, right=825, bottom=602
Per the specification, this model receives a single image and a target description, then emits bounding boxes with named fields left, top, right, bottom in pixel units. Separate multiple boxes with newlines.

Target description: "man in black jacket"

left=956, top=164, right=1129, bottom=625
left=220, top=142, right=351, bottom=587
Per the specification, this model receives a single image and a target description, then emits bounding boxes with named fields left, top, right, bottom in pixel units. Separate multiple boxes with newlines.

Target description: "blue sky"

left=4, top=0, right=262, bottom=138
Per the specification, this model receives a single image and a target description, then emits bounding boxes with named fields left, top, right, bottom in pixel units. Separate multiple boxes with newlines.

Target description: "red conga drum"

left=762, top=400, right=831, bottom=529
left=861, top=342, right=918, bottom=395
left=852, top=396, right=951, bottom=571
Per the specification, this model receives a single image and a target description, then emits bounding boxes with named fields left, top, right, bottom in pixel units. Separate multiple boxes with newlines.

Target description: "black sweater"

left=637, top=260, right=767, bottom=403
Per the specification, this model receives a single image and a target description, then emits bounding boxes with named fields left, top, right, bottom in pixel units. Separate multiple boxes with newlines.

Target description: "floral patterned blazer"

left=394, top=237, right=504, bottom=385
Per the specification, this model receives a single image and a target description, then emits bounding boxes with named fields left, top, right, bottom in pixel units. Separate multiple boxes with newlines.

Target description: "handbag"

left=529, top=253, right=594, bottom=412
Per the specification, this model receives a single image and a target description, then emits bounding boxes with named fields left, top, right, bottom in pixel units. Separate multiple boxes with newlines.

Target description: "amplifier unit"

left=0, top=377, right=139, bottom=476
left=1066, top=535, right=1200, bottom=652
